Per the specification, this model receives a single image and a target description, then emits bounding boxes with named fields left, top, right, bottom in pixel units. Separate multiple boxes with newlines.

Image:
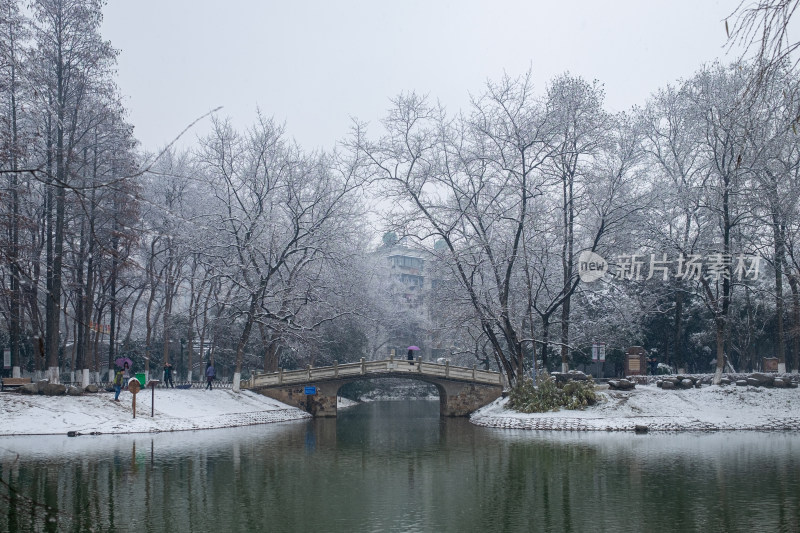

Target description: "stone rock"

left=608, top=379, right=635, bottom=391
left=665, top=377, right=680, bottom=386
left=84, top=384, right=99, bottom=393
left=20, top=382, right=39, bottom=394
left=736, top=379, right=748, bottom=386
left=66, top=385, right=83, bottom=396
left=656, top=380, right=663, bottom=388
left=661, top=380, right=676, bottom=390
left=552, top=371, right=591, bottom=385
left=773, top=378, right=788, bottom=388
left=634, top=425, right=649, bottom=433
left=719, top=378, right=732, bottom=385
left=39, top=383, right=67, bottom=396
left=748, top=373, right=774, bottom=387
left=680, top=379, right=694, bottom=389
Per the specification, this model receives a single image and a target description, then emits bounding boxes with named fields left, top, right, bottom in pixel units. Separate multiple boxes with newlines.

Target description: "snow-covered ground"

left=0, top=388, right=311, bottom=436
left=472, top=384, right=800, bottom=431
left=337, top=396, right=359, bottom=409
left=3, top=383, right=799, bottom=437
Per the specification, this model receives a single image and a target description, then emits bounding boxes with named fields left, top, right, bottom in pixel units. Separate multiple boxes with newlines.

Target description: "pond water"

left=1, top=400, right=798, bottom=532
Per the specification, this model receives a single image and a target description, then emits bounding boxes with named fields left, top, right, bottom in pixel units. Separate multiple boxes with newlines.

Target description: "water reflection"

left=0, top=400, right=798, bottom=532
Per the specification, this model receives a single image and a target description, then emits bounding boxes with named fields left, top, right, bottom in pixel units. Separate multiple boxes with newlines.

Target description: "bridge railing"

left=245, top=358, right=503, bottom=389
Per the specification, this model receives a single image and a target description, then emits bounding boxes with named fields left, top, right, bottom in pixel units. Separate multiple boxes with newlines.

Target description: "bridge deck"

left=244, top=358, right=503, bottom=389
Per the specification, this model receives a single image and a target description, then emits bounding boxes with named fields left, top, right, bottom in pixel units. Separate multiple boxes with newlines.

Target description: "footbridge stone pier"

left=243, top=357, right=504, bottom=418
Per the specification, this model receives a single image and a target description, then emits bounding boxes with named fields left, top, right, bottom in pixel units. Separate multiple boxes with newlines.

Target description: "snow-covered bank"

left=0, top=389, right=311, bottom=436
left=4, top=383, right=799, bottom=437
left=471, top=384, right=800, bottom=432
left=337, top=396, right=359, bottom=409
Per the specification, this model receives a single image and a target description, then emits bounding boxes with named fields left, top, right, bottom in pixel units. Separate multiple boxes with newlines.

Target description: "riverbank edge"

left=469, top=415, right=800, bottom=432
left=0, top=407, right=313, bottom=438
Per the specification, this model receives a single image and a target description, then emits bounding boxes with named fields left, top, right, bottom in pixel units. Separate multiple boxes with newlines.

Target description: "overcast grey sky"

left=101, top=0, right=742, bottom=153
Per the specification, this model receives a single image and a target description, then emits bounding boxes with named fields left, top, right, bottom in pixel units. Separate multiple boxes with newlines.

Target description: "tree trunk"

left=143, top=238, right=161, bottom=382
left=233, top=291, right=261, bottom=392
left=673, top=289, right=685, bottom=373
left=773, top=216, right=786, bottom=372
left=714, top=318, right=725, bottom=384
left=711, top=174, right=733, bottom=385
left=45, top=136, right=66, bottom=384
left=787, top=271, right=800, bottom=374
left=560, top=300, right=571, bottom=373
left=540, top=316, right=550, bottom=372
left=260, top=324, right=281, bottom=373
left=108, top=193, right=119, bottom=382
left=560, top=169, right=575, bottom=373
left=75, top=217, right=87, bottom=382
left=6, top=3, right=22, bottom=379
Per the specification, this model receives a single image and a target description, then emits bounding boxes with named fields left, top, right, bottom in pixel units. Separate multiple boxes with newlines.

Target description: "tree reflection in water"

left=1, top=401, right=799, bottom=532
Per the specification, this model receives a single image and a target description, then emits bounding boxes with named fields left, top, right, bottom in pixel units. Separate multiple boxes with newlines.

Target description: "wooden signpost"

left=147, top=379, right=161, bottom=417
left=128, top=378, right=141, bottom=418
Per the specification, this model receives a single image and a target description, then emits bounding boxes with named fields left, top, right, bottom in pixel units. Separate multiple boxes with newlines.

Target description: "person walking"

left=163, top=362, right=175, bottom=388
left=113, top=367, right=124, bottom=401
left=205, top=361, right=216, bottom=390
left=122, top=361, right=131, bottom=390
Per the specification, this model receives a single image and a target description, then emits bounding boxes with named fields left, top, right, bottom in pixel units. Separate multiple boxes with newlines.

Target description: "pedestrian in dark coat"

left=163, top=362, right=175, bottom=388
left=205, top=362, right=216, bottom=390
left=408, top=349, right=413, bottom=365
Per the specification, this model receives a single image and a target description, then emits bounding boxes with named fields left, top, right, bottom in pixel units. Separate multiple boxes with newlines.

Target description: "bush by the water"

left=506, top=376, right=597, bottom=413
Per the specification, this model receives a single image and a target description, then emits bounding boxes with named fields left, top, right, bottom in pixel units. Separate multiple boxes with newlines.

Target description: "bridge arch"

left=244, top=358, right=504, bottom=417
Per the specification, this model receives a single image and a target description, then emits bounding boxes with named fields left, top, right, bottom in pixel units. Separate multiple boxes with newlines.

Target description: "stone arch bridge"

left=242, top=357, right=505, bottom=417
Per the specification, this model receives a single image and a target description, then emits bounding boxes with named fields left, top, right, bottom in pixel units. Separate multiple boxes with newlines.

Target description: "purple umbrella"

left=115, top=357, right=133, bottom=368
left=407, top=346, right=421, bottom=351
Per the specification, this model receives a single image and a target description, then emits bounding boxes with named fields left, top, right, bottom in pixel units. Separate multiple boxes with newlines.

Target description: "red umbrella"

left=407, top=346, right=421, bottom=351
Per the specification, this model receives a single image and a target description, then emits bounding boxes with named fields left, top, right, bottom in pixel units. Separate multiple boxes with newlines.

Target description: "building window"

left=400, top=274, right=423, bottom=287
left=391, top=256, right=424, bottom=270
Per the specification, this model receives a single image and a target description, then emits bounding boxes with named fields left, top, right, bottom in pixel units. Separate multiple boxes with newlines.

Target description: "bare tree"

left=543, top=74, right=613, bottom=372
left=196, top=114, right=363, bottom=391
left=727, top=1, right=800, bottom=98
left=28, top=0, right=120, bottom=382
left=358, top=75, right=558, bottom=386
left=0, top=0, right=28, bottom=378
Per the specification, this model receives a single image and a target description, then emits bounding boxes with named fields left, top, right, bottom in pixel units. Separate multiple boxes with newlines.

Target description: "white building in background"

left=373, top=233, right=450, bottom=362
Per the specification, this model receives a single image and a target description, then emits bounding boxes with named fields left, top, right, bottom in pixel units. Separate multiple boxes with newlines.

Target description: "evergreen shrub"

left=506, top=375, right=597, bottom=413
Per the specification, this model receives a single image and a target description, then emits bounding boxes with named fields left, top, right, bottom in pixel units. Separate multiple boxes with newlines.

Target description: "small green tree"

left=506, top=376, right=597, bottom=413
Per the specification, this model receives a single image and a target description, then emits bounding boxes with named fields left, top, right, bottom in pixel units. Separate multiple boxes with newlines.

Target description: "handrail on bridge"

left=244, top=357, right=503, bottom=390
